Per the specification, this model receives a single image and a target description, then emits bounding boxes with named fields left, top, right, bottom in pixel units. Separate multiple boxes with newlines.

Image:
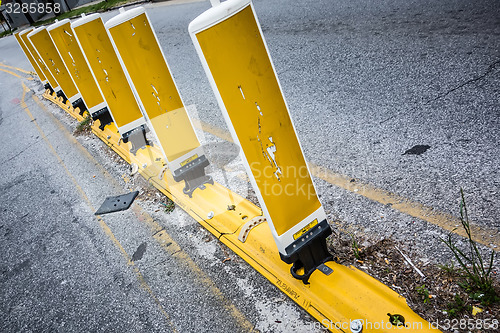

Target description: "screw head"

left=350, top=319, right=363, bottom=333
left=207, top=211, right=214, bottom=219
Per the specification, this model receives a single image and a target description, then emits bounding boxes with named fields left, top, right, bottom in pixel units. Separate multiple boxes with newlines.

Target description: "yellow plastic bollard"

left=19, top=28, right=59, bottom=94
left=14, top=29, right=47, bottom=84
left=71, top=13, right=147, bottom=148
left=106, top=7, right=212, bottom=197
left=27, top=26, right=81, bottom=105
left=189, top=2, right=440, bottom=332
left=189, top=0, right=329, bottom=281
left=47, top=19, right=112, bottom=126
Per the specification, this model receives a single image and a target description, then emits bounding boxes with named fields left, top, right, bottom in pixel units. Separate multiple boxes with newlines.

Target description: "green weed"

left=74, top=115, right=91, bottom=135
left=160, top=199, right=175, bottom=214
left=351, top=234, right=361, bottom=259
left=446, top=294, right=472, bottom=318
left=440, top=189, right=498, bottom=306
left=416, top=285, right=431, bottom=304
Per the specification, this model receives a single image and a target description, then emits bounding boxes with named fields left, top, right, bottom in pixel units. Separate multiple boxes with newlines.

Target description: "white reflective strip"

left=47, top=18, right=71, bottom=32
left=89, top=101, right=108, bottom=115
left=104, top=6, right=145, bottom=29
left=68, top=92, right=82, bottom=104
left=168, top=146, right=205, bottom=172
left=27, top=26, right=46, bottom=39
left=188, top=0, right=249, bottom=34
left=118, top=117, right=146, bottom=135
left=71, top=13, right=101, bottom=29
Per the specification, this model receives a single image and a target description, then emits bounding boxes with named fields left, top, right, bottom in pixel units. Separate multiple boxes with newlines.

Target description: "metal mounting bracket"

left=71, top=97, right=87, bottom=115
left=279, top=219, right=332, bottom=284
left=44, top=83, right=54, bottom=94
left=91, top=107, right=113, bottom=131
left=94, top=191, right=139, bottom=215
left=122, top=125, right=150, bottom=155
left=56, top=90, right=67, bottom=103
left=172, top=155, right=213, bottom=198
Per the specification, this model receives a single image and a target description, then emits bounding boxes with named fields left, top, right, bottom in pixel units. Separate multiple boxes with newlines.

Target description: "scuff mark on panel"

left=266, top=136, right=282, bottom=181
left=255, top=101, right=281, bottom=182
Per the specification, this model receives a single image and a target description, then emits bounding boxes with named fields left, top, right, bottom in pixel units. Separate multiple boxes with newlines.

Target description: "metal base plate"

left=95, top=191, right=139, bottom=215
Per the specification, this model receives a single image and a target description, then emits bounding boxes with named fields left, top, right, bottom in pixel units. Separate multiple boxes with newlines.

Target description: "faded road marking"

left=30, top=89, right=257, bottom=332
left=196, top=120, right=499, bottom=251
left=19, top=82, right=180, bottom=333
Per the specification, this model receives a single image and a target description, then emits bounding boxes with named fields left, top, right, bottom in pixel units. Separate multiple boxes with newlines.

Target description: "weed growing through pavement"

left=416, top=285, right=431, bottom=304
left=74, top=115, right=91, bottom=135
left=440, top=188, right=499, bottom=308
left=446, top=294, right=472, bottom=318
left=351, top=234, right=362, bottom=259
left=160, top=198, right=175, bottom=214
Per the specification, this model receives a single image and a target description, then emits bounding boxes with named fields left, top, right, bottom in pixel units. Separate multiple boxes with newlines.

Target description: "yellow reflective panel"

left=196, top=6, right=321, bottom=236
left=150, top=108, right=200, bottom=160
left=29, top=28, right=78, bottom=98
left=48, top=22, right=104, bottom=110
left=20, top=30, right=57, bottom=88
left=15, top=31, right=46, bottom=82
left=107, top=12, right=199, bottom=161
left=72, top=17, right=143, bottom=129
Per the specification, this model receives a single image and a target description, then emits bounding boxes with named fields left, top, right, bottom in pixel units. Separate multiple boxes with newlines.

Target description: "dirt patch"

left=328, top=231, right=499, bottom=332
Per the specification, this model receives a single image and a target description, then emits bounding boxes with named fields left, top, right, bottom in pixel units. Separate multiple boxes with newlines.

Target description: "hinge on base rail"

left=238, top=216, right=266, bottom=243
left=172, top=155, right=213, bottom=198
left=91, top=107, right=113, bottom=131
left=122, top=125, right=150, bottom=155
left=279, top=219, right=333, bottom=284
left=72, top=98, right=87, bottom=115
left=44, top=83, right=54, bottom=94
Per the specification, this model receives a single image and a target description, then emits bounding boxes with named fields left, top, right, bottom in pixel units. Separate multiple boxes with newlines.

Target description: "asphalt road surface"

left=0, top=0, right=499, bottom=331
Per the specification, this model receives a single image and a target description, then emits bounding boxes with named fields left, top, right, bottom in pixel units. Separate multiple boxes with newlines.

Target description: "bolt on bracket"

left=172, top=154, right=213, bottom=198
left=279, top=219, right=332, bottom=284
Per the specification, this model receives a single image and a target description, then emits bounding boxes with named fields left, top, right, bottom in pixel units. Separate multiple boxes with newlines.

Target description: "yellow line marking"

left=0, top=63, right=35, bottom=75
left=197, top=120, right=499, bottom=251
left=19, top=82, right=179, bottom=333
left=308, top=163, right=500, bottom=251
left=131, top=205, right=258, bottom=333
left=31, top=93, right=257, bottom=332
left=1, top=67, right=24, bottom=79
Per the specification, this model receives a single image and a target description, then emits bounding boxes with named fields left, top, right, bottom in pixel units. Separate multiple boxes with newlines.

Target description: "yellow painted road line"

left=0, top=62, right=35, bottom=75
left=19, top=62, right=436, bottom=332
left=30, top=90, right=257, bottom=333
left=132, top=205, right=258, bottom=333
left=19, top=82, right=179, bottom=333
left=0, top=67, right=33, bottom=80
left=308, top=163, right=500, bottom=251
left=197, top=120, right=499, bottom=251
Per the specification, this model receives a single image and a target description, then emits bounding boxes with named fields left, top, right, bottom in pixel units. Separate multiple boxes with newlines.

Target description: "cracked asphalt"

left=148, top=0, right=499, bottom=262
left=0, top=0, right=499, bottom=331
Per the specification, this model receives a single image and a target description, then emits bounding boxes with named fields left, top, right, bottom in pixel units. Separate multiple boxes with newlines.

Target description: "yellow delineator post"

left=14, top=29, right=48, bottom=84
left=27, top=26, right=82, bottom=106
left=189, top=0, right=330, bottom=282
left=47, top=19, right=113, bottom=127
left=105, top=7, right=212, bottom=197
left=19, top=28, right=59, bottom=94
left=71, top=14, right=147, bottom=148
left=40, top=9, right=439, bottom=328
left=186, top=1, right=440, bottom=331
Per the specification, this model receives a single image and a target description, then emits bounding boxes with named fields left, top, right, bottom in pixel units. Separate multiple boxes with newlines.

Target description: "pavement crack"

left=424, top=58, right=500, bottom=105
left=379, top=58, right=500, bottom=125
